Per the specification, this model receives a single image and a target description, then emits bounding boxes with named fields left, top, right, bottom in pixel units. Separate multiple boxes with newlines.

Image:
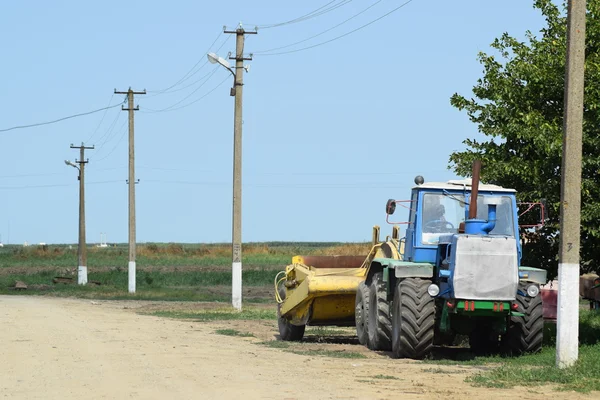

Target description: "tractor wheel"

left=501, top=286, right=543, bottom=355
left=355, top=281, right=370, bottom=346
left=469, top=323, right=500, bottom=355
left=391, top=278, right=435, bottom=359
left=367, top=272, right=392, bottom=350
left=277, top=287, right=305, bottom=341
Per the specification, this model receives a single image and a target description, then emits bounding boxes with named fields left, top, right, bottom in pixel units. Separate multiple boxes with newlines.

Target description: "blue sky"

left=0, top=1, right=547, bottom=245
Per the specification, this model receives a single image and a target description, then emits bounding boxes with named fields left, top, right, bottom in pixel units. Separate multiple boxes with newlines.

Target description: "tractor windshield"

left=420, top=193, right=515, bottom=245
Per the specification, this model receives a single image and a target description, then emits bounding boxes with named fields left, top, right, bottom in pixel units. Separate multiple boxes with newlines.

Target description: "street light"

left=207, top=46, right=251, bottom=311
left=208, top=52, right=232, bottom=70
left=208, top=52, right=239, bottom=96
left=64, top=160, right=79, bottom=170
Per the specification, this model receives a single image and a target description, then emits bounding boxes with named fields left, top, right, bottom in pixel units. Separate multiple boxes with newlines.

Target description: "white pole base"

left=128, top=261, right=136, bottom=294
left=77, top=266, right=88, bottom=285
left=232, top=262, right=242, bottom=311
left=556, top=262, right=579, bottom=368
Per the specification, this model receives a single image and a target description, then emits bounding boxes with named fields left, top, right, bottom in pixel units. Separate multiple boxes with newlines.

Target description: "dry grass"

left=136, top=243, right=372, bottom=258
left=312, top=243, right=372, bottom=256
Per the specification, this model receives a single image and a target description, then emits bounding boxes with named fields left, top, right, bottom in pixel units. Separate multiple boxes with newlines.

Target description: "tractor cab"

left=401, top=179, right=520, bottom=265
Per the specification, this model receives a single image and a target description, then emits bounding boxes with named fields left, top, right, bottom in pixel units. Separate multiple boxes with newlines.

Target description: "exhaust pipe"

left=464, top=160, right=499, bottom=234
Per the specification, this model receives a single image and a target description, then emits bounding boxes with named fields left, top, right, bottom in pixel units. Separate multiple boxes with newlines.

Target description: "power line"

left=140, top=179, right=419, bottom=189
left=147, top=31, right=223, bottom=95
left=84, top=93, right=117, bottom=143
left=255, top=1, right=353, bottom=29
left=0, top=171, right=67, bottom=179
left=143, top=35, right=232, bottom=108
left=91, top=113, right=126, bottom=156
left=254, top=0, right=384, bottom=54
left=141, top=67, right=220, bottom=112
left=140, top=74, right=230, bottom=113
left=258, top=0, right=415, bottom=56
left=0, top=180, right=122, bottom=190
left=0, top=100, right=126, bottom=133
left=93, top=124, right=128, bottom=163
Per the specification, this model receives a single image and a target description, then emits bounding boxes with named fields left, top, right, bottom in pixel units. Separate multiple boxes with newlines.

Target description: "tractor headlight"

left=527, top=284, right=540, bottom=298
left=427, top=284, right=440, bottom=297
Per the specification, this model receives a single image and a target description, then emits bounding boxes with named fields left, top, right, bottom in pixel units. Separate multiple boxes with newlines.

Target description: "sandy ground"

left=0, top=296, right=595, bottom=400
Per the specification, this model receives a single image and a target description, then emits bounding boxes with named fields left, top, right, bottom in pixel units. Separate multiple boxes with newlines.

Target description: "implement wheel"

left=391, top=278, right=435, bottom=359
left=277, top=287, right=305, bottom=341
left=501, top=286, right=543, bottom=355
left=367, top=272, right=392, bottom=350
left=355, top=281, right=370, bottom=346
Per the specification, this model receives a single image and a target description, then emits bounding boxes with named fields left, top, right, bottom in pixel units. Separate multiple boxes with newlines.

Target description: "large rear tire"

left=501, top=287, right=543, bottom=355
left=367, top=272, right=392, bottom=350
left=277, top=287, right=305, bottom=341
left=391, top=278, right=435, bottom=359
left=355, top=281, right=370, bottom=346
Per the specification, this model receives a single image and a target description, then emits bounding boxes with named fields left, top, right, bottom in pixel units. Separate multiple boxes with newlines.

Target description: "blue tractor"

left=356, top=163, right=547, bottom=358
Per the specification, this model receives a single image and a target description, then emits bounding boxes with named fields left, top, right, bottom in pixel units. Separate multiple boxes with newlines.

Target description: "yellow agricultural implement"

left=275, top=227, right=402, bottom=341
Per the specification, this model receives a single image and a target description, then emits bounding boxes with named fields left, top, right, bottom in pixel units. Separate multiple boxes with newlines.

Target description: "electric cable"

left=147, top=31, right=223, bottom=95
left=84, top=93, right=115, bottom=143
left=255, top=1, right=352, bottom=29
left=140, top=74, right=230, bottom=113
left=0, top=99, right=126, bottom=133
left=258, top=0, right=415, bottom=56
left=0, top=180, right=122, bottom=190
left=93, top=124, right=129, bottom=163
left=91, top=112, right=125, bottom=155
left=254, top=0, right=384, bottom=54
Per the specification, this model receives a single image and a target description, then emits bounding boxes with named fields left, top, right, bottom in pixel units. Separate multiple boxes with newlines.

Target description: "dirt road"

left=0, top=296, right=594, bottom=400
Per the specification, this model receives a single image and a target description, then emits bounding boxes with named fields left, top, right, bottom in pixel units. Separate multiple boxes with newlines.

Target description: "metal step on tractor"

left=275, top=161, right=547, bottom=359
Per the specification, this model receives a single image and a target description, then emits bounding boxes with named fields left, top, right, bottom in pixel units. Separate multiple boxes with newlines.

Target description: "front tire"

left=391, top=278, right=435, bottom=359
left=501, top=286, right=543, bottom=355
left=355, top=281, right=370, bottom=346
left=367, top=272, right=392, bottom=350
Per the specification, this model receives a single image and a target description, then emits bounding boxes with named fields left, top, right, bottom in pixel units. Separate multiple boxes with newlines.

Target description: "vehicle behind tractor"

left=275, top=161, right=547, bottom=359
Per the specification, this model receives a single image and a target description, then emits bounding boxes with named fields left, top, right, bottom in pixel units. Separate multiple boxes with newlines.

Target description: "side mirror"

left=386, top=199, right=396, bottom=215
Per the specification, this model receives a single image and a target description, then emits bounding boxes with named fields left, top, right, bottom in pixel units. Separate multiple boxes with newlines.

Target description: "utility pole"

left=114, top=87, right=146, bottom=294
left=68, top=143, right=94, bottom=285
left=557, top=0, right=586, bottom=369
left=224, top=25, right=257, bottom=311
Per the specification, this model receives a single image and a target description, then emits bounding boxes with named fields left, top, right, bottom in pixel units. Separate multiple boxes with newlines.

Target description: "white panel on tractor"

left=453, top=235, right=518, bottom=301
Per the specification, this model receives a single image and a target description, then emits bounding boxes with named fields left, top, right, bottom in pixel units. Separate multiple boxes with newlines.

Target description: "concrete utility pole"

left=557, top=0, right=586, bottom=369
left=223, top=25, right=257, bottom=311
left=114, top=87, right=146, bottom=294
left=67, top=143, right=94, bottom=285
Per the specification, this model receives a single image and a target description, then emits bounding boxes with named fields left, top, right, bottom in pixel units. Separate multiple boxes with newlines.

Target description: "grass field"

left=0, top=242, right=371, bottom=268
left=0, top=242, right=371, bottom=301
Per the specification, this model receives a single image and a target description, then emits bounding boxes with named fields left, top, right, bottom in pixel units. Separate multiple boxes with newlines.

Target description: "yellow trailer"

left=275, top=227, right=402, bottom=341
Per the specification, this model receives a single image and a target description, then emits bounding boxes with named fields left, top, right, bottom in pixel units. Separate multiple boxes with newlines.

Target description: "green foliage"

left=214, top=329, right=255, bottom=337
left=428, top=310, right=600, bottom=393
left=150, top=308, right=276, bottom=321
left=287, top=349, right=367, bottom=359
left=259, top=340, right=291, bottom=349
left=466, top=343, right=600, bottom=393
left=450, top=0, right=600, bottom=277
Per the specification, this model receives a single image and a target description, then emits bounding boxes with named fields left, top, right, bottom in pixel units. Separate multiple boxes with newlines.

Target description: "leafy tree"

left=449, top=0, right=600, bottom=279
